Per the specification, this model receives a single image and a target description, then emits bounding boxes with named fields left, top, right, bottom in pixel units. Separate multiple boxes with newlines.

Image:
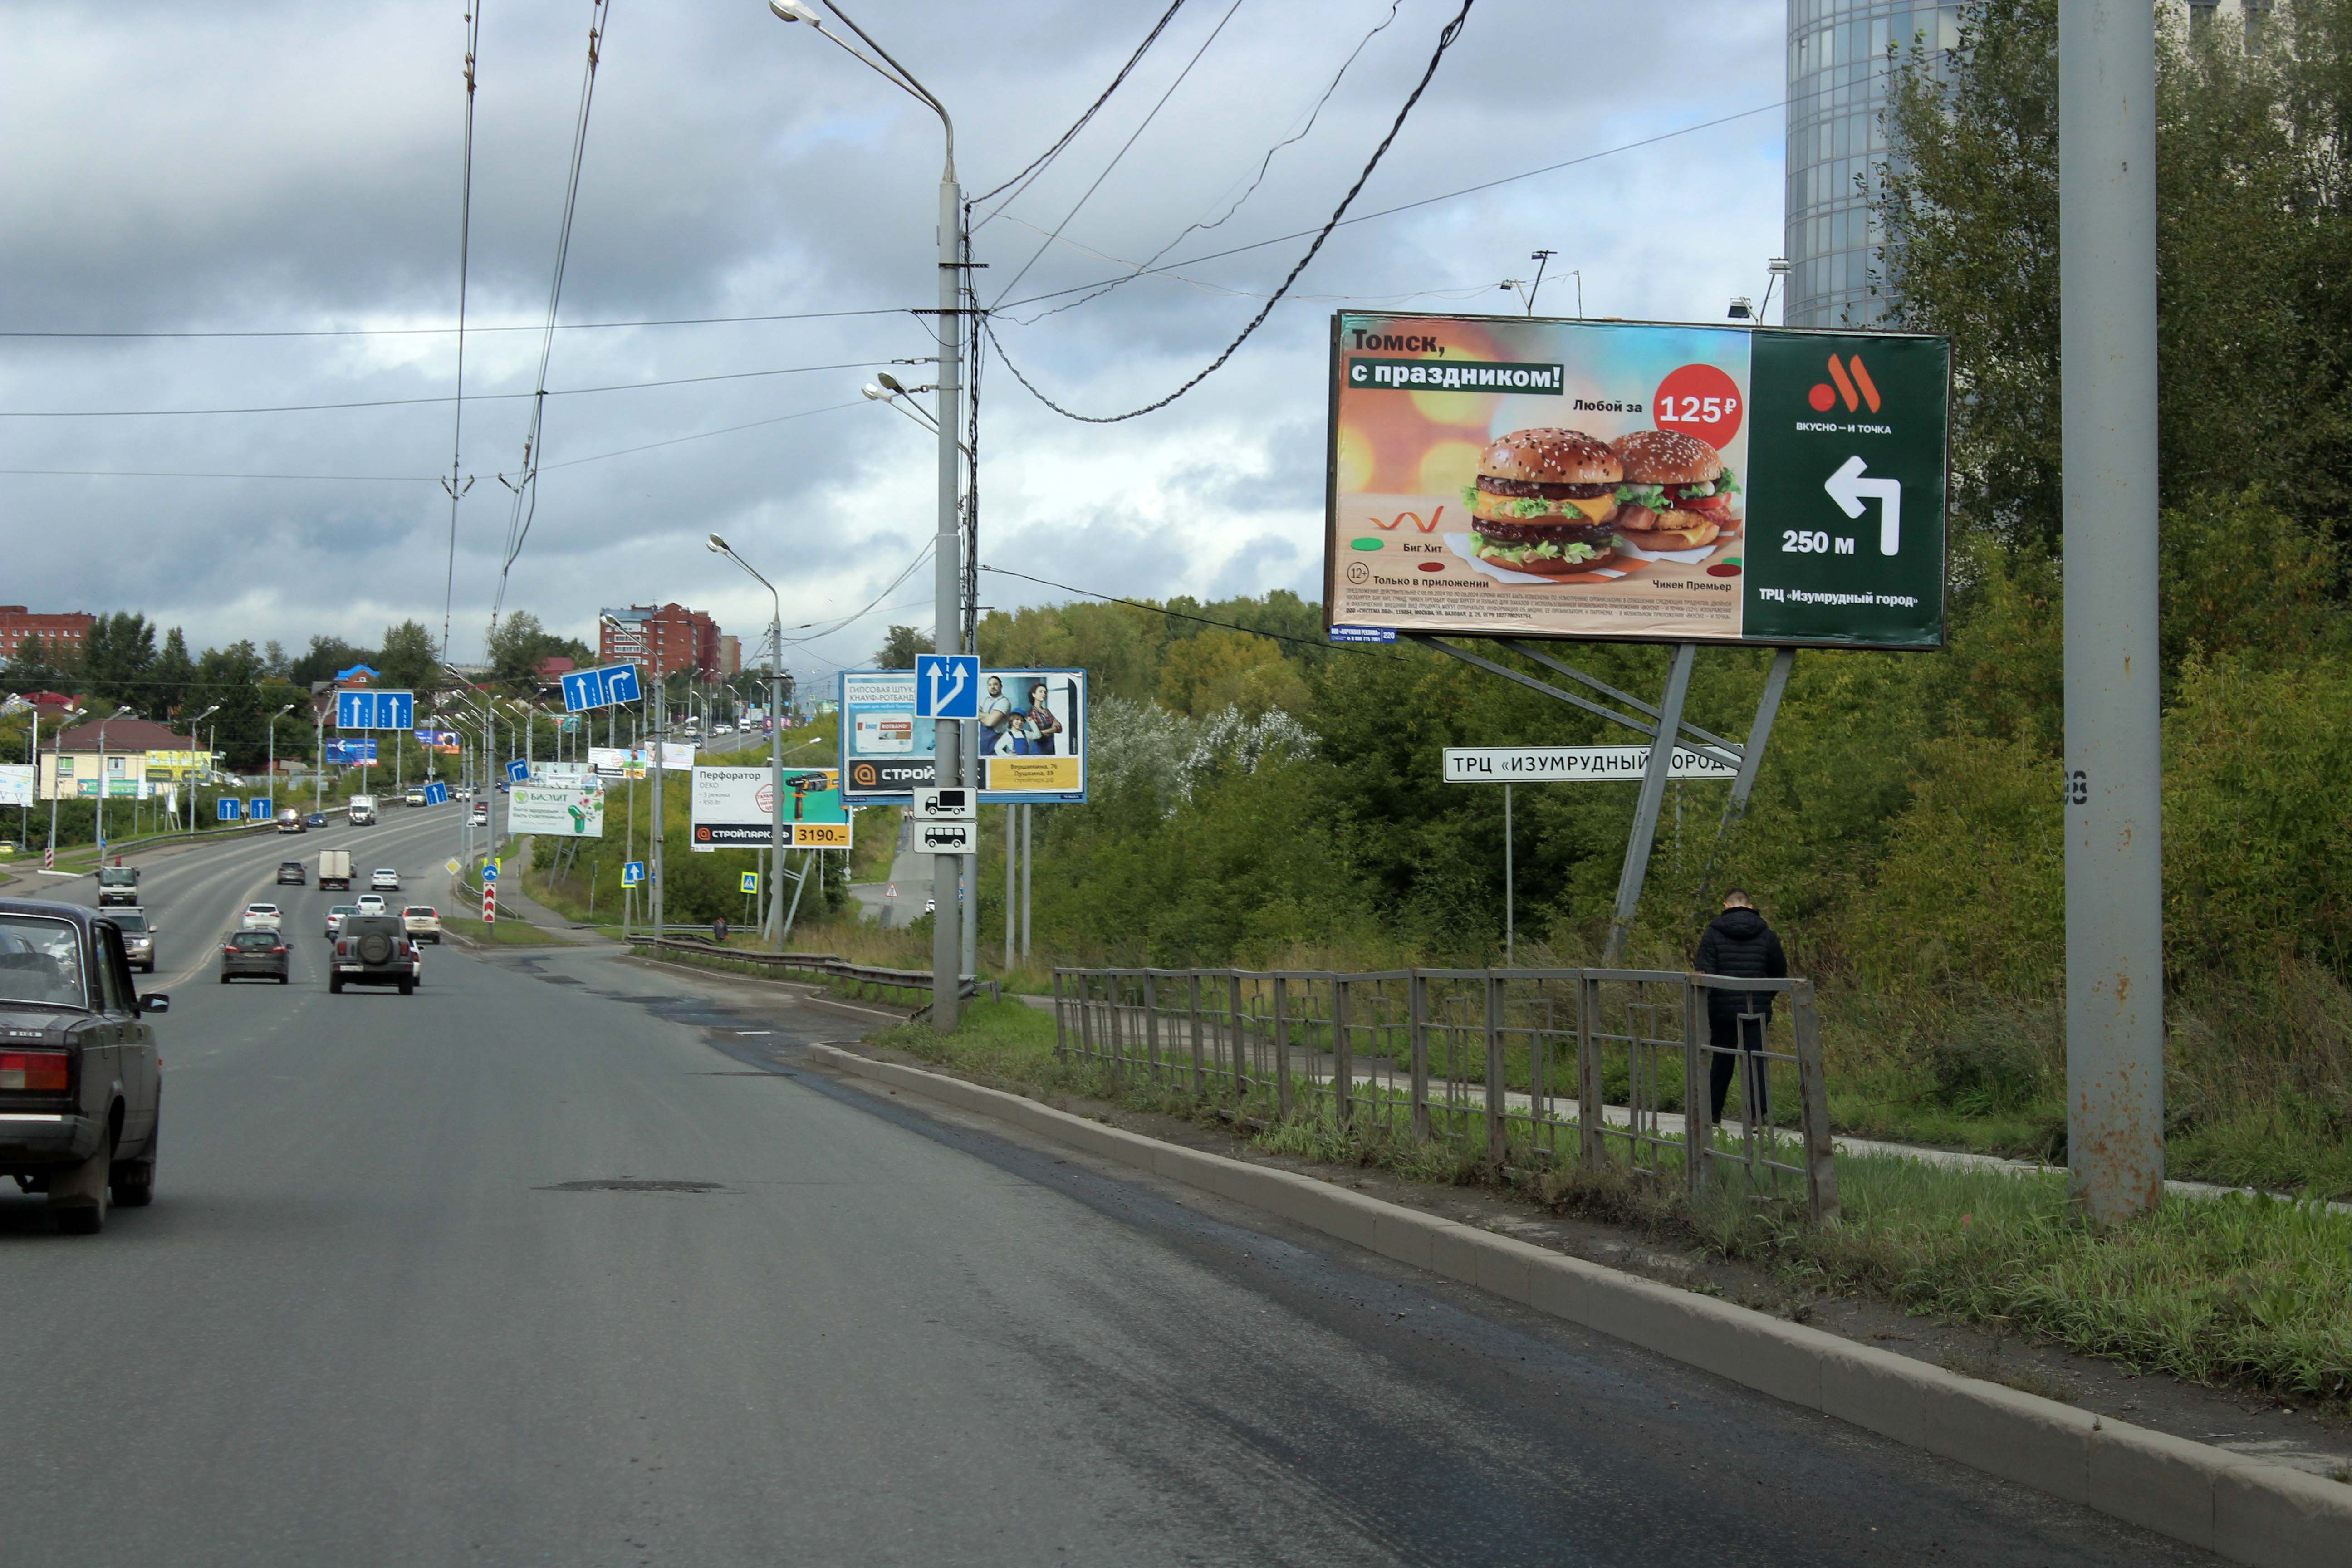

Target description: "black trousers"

left=1707, top=1009, right=1770, bottom=1124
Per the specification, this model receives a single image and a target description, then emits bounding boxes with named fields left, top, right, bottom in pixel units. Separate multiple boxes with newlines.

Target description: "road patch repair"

left=804, top=1043, right=2352, bottom=1568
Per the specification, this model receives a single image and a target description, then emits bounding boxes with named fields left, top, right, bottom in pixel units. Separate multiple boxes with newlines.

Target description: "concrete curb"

left=805, top=1044, right=2352, bottom=1568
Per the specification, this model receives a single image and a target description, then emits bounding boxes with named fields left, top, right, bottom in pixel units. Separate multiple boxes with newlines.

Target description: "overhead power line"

left=978, top=564, right=1389, bottom=656
left=1011, top=0, right=1403, bottom=326
left=491, top=0, right=616, bottom=631
left=985, top=0, right=1476, bottom=426
left=987, top=0, right=1251, bottom=308
left=441, top=0, right=486, bottom=665
left=0, top=306, right=911, bottom=342
left=969, top=0, right=1192, bottom=217
left=0, top=358, right=896, bottom=418
left=994, top=98, right=1784, bottom=319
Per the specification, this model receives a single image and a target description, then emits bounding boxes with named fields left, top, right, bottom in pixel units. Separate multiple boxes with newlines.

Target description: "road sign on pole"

left=505, top=759, right=529, bottom=784
left=1442, top=746, right=1738, bottom=783
left=216, top=799, right=242, bottom=821
left=621, top=860, right=644, bottom=887
left=915, top=820, right=977, bottom=855
left=910, top=786, right=975, bottom=820
left=561, top=663, right=644, bottom=713
left=483, top=884, right=496, bottom=924
left=913, top=654, right=980, bottom=720
left=740, top=871, right=759, bottom=895
left=480, top=862, right=498, bottom=883
left=335, top=690, right=415, bottom=730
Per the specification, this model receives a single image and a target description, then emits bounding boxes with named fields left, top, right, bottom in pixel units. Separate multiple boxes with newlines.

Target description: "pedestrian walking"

left=1693, top=889, right=1788, bottom=1126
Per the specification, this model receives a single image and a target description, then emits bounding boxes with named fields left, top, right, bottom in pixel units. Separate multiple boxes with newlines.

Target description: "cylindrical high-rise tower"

left=1784, top=3, right=1961, bottom=327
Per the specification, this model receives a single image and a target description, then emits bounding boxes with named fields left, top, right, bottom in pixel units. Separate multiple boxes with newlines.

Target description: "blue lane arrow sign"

left=505, top=759, right=530, bottom=784
left=480, top=862, right=498, bottom=882
left=560, top=669, right=600, bottom=713
left=216, top=798, right=242, bottom=821
left=914, top=653, right=980, bottom=720
left=250, top=797, right=272, bottom=821
left=602, top=664, right=641, bottom=705
left=621, top=860, right=644, bottom=887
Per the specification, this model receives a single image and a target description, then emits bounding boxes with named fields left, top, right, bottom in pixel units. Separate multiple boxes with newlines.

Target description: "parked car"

left=276, top=860, right=307, bottom=886
left=329, top=915, right=420, bottom=995
left=240, top=903, right=282, bottom=931
left=324, top=904, right=359, bottom=939
left=220, top=928, right=290, bottom=985
left=401, top=905, right=443, bottom=944
left=304, top=812, right=328, bottom=829
left=0, top=899, right=167, bottom=1233
left=96, top=866, right=139, bottom=907
left=105, top=907, right=157, bottom=973
left=369, top=868, right=401, bottom=892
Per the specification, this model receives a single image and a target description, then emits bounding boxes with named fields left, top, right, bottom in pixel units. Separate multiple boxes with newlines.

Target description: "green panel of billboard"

left=1323, top=311, right=1950, bottom=651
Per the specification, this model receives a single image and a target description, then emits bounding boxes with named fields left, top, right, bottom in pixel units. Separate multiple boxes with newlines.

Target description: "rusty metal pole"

left=2061, top=0, right=2165, bottom=1221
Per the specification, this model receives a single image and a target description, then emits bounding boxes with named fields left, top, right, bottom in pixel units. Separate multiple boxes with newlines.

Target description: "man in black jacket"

left=1693, top=889, right=1789, bottom=1125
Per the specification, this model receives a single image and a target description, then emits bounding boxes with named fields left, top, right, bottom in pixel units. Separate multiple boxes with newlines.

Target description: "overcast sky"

left=0, top=0, right=1784, bottom=691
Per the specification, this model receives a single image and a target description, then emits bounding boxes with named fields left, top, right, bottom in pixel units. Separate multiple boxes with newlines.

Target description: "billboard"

left=838, top=668, right=1087, bottom=804
left=1324, top=312, right=1950, bottom=649
left=506, top=781, right=606, bottom=838
left=323, top=739, right=378, bottom=766
left=588, top=746, right=645, bottom=779
left=0, top=764, right=32, bottom=807
left=690, top=765, right=851, bottom=850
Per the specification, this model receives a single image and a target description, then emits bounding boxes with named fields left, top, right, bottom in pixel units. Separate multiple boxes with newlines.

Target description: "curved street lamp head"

left=861, top=382, right=887, bottom=401
left=707, top=533, right=730, bottom=555
left=876, top=372, right=906, bottom=395
left=769, top=0, right=823, bottom=20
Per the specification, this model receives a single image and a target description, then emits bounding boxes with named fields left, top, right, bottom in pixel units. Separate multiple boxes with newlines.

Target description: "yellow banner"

left=984, top=755, right=1079, bottom=793
left=787, top=822, right=853, bottom=848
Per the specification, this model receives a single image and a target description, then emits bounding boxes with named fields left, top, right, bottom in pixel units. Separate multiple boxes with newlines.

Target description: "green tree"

left=376, top=619, right=439, bottom=691
left=872, top=625, right=932, bottom=669
left=81, top=612, right=157, bottom=714
left=290, top=635, right=370, bottom=689
left=2, top=632, right=69, bottom=695
left=151, top=627, right=196, bottom=715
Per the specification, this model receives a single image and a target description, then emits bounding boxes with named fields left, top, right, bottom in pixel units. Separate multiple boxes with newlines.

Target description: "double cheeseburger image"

left=1462, top=426, right=1741, bottom=577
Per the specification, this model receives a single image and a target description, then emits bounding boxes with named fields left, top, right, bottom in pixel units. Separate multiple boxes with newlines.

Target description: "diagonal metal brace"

left=1407, top=635, right=1656, bottom=740
left=1495, top=638, right=1742, bottom=767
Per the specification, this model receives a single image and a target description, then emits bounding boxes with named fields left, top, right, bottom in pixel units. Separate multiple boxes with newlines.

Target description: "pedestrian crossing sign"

left=740, top=872, right=759, bottom=895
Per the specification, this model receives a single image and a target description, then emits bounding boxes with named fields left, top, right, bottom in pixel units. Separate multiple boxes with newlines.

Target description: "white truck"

left=318, top=849, right=353, bottom=891
left=348, top=794, right=378, bottom=826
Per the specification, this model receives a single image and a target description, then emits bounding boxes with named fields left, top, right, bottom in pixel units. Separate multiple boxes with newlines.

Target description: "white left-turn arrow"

left=1823, top=455, right=1903, bottom=555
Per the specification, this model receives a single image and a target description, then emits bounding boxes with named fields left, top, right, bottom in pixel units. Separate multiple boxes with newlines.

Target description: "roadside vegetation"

left=870, top=1002, right=2352, bottom=1403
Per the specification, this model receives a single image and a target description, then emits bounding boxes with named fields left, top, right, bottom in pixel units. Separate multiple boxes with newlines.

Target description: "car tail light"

left=225, top=944, right=239, bottom=955
left=0, top=1051, right=69, bottom=1092
left=272, top=945, right=289, bottom=955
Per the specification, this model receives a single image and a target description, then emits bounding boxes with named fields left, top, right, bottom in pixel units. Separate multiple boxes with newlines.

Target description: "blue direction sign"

left=914, top=653, right=980, bottom=720
left=250, top=797, right=272, bottom=821
left=335, top=690, right=415, bottom=730
left=621, top=860, right=645, bottom=887
left=480, top=862, right=499, bottom=883
left=424, top=782, right=450, bottom=805
left=216, top=798, right=242, bottom=821
left=323, top=739, right=378, bottom=766
left=560, top=663, right=644, bottom=713
left=505, top=758, right=530, bottom=784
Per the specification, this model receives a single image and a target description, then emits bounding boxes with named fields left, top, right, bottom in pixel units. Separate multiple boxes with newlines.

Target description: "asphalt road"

left=2, top=819, right=2220, bottom=1567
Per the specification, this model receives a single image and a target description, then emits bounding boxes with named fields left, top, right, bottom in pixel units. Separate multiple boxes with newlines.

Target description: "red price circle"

left=1651, top=363, right=1744, bottom=447
left=755, top=782, right=775, bottom=815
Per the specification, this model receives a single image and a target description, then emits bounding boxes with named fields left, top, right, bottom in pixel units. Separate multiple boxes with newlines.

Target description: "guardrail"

left=1053, top=966, right=1837, bottom=1223
left=15, top=817, right=286, bottom=873
left=630, top=935, right=1000, bottom=1006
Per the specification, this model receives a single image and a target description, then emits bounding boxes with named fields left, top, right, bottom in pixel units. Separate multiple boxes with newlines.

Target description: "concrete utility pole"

left=2060, top=0, right=2165, bottom=1222
left=648, top=684, right=666, bottom=936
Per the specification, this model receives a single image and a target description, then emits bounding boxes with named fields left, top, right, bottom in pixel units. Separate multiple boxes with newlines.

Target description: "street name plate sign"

left=1442, top=745, right=1738, bottom=783
left=910, top=786, right=975, bottom=821
left=915, top=820, right=976, bottom=856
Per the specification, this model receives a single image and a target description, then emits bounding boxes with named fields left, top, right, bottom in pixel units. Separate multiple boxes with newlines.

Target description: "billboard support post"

left=2060, top=0, right=2164, bottom=1222
left=1503, top=783, right=1514, bottom=966
left=1602, top=644, right=1695, bottom=967
left=1691, top=647, right=1797, bottom=918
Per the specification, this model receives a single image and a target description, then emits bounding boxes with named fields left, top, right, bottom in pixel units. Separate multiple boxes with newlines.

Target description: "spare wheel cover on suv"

left=357, top=928, right=397, bottom=965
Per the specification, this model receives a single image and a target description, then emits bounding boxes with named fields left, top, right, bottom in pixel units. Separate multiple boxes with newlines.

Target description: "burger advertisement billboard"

left=1325, top=312, right=1951, bottom=649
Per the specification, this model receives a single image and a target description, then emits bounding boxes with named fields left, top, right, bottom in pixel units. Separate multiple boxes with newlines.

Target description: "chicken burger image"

left=1608, top=428, right=1741, bottom=550
left=1460, top=428, right=1622, bottom=575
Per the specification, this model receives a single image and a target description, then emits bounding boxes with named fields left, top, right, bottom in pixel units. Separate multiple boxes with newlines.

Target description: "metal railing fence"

left=1053, top=965, right=1837, bottom=1222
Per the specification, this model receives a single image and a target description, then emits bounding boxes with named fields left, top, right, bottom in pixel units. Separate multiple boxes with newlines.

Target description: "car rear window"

left=106, top=911, right=148, bottom=932
left=402, top=907, right=436, bottom=917
left=98, top=868, right=137, bottom=885
left=230, top=931, right=278, bottom=952
left=0, top=915, right=86, bottom=1009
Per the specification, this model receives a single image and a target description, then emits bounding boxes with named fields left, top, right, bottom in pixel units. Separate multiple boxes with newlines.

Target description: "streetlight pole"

left=265, top=703, right=293, bottom=822
left=183, top=704, right=220, bottom=833
left=708, top=534, right=788, bottom=947
left=771, top=0, right=962, bottom=1026
left=40, top=706, right=81, bottom=866
left=94, top=706, right=132, bottom=857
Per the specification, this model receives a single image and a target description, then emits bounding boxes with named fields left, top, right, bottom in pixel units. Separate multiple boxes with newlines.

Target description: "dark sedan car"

left=220, top=928, right=290, bottom=985
left=276, top=860, right=307, bottom=886
left=304, top=812, right=328, bottom=829
left=0, top=899, right=167, bottom=1234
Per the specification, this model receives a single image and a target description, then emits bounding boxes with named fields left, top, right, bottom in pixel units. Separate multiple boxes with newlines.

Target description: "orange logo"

left=1371, top=506, right=1446, bottom=533
left=1808, top=354, right=1881, bottom=413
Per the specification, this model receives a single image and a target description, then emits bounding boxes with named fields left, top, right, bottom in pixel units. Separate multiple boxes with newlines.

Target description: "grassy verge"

left=866, top=1002, right=2352, bottom=1404
left=443, top=915, right=566, bottom=946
